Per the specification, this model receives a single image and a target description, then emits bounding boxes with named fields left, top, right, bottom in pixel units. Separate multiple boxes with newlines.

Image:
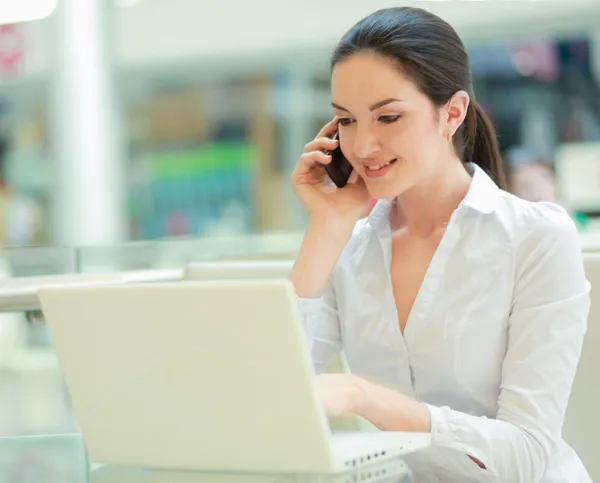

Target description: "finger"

left=315, top=118, right=339, bottom=139
left=303, top=165, right=335, bottom=189
left=298, top=150, right=332, bottom=170
left=303, top=136, right=339, bottom=154
left=312, top=164, right=327, bottom=177
left=313, top=166, right=332, bottom=187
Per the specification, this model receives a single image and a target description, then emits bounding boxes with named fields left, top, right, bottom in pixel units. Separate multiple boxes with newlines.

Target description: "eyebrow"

left=331, top=98, right=402, bottom=112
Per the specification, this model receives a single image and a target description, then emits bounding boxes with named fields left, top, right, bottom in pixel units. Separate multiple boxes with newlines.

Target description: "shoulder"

left=493, top=193, right=586, bottom=295
left=494, top=192, right=579, bottom=254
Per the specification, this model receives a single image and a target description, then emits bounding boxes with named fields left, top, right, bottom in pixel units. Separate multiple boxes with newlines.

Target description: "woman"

left=290, top=7, right=590, bottom=483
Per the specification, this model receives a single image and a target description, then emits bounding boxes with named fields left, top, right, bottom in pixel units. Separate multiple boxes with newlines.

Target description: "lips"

left=365, top=159, right=396, bottom=171
left=362, top=158, right=397, bottom=174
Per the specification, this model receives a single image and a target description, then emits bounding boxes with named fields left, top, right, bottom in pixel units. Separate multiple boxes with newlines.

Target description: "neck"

left=391, top=159, right=472, bottom=237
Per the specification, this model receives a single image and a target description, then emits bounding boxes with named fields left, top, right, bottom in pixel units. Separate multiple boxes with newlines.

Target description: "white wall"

left=6, top=0, right=600, bottom=81
left=115, top=0, right=600, bottom=66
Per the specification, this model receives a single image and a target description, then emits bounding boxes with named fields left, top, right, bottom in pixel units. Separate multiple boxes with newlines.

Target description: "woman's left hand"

left=315, top=374, right=365, bottom=417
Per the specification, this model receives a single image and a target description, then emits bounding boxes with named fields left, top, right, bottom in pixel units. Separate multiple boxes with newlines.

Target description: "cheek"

left=387, top=119, right=441, bottom=159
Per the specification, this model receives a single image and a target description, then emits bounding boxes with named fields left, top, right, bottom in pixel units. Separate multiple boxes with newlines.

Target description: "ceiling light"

left=0, top=0, right=57, bottom=25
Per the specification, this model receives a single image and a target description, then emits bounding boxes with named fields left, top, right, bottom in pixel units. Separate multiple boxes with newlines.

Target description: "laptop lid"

left=39, top=280, right=335, bottom=473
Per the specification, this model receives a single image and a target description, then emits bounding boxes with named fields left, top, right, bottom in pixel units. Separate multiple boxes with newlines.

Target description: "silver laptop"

left=185, top=259, right=359, bottom=431
left=39, top=280, right=430, bottom=474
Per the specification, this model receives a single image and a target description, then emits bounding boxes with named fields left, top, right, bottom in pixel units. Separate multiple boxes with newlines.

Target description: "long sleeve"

left=297, top=277, right=342, bottom=375
left=426, top=211, right=590, bottom=482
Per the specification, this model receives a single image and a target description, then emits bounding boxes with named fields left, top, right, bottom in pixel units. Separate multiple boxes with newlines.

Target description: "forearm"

left=319, top=374, right=549, bottom=481
left=352, top=376, right=431, bottom=432
left=351, top=376, right=548, bottom=481
left=290, top=217, right=355, bottom=298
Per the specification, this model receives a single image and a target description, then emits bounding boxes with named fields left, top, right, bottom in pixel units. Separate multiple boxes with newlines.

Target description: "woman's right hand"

left=292, top=118, right=371, bottom=224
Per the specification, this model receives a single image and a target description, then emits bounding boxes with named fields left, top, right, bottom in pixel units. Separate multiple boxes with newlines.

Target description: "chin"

left=362, top=159, right=415, bottom=200
left=365, top=177, right=413, bottom=201
left=365, top=186, right=396, bottom=201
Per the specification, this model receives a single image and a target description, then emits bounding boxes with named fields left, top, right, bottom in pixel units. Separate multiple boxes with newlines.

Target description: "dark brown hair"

left=331, top=7, right=507, bottom=190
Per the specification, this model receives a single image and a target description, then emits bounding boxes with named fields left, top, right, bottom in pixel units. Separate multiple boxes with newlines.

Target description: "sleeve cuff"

left=426, top=404, right=453, bottom=446
left=296, top=295, right=326, bottom=314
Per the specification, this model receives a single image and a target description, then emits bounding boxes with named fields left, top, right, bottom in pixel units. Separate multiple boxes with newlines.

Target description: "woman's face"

left=331, top=53, right=466, bottom=200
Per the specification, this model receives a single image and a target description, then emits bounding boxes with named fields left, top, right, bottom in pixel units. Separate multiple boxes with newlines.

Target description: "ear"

left=443, top=90, right=470, bottom=140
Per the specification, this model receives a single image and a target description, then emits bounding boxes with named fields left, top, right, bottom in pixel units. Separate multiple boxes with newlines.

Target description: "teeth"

left=366, top=161, right=392, bottom=171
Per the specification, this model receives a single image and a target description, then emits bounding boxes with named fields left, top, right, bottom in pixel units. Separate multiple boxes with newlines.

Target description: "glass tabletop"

left=0, top=434, right=414, bottom=483
left=0, top=232, right=304, bottom=280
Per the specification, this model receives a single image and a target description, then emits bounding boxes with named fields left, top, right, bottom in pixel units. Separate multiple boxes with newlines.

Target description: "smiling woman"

left=290, top=6, right=591, bottom=483
left=328, top=11, right=506, bottom=201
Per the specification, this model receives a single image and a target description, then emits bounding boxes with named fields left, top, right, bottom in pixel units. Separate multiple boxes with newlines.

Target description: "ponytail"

left=462, top=100, right=507, bottom=190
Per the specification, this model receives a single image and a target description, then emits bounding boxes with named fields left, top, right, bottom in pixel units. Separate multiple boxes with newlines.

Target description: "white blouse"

left=299, top=164, right=591, bottom=483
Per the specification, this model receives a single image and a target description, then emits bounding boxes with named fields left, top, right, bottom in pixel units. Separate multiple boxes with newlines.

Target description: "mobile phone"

left=324, top=131, right=353, bottom=188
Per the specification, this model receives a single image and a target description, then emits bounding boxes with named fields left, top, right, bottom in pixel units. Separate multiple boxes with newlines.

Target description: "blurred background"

left=1, top=0, right=600, bottom=439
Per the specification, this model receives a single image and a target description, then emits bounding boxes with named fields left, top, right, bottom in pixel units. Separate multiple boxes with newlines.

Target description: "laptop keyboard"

left=331, top=431, right=431, bottom=469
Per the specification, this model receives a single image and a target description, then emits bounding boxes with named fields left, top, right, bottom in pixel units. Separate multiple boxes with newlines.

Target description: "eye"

left=338, top=118, right=355, bottom=126
left=379, top=115, right=402, bottom=124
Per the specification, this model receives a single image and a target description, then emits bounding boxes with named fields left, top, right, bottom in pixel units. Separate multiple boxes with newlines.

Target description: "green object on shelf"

left=573, top=212, right=590, bottom=231
left=153, top=141, right=257, bottom=179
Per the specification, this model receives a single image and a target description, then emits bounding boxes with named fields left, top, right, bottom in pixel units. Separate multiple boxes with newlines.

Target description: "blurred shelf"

left=0, top=347, right=60, bottom=373
left=0, top=268, right=184, bottom=313
left=580, top=231, right=600, bottom=251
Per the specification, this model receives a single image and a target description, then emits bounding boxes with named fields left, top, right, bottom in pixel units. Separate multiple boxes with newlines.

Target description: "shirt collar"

left=461, top=162, right=501, bottom=214
left=366, top=162, right=501, bottom=232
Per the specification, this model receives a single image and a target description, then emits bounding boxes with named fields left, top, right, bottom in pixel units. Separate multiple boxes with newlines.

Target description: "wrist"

left=350, top=376, right=431, bottom=432
left=414, top=402, right=432, bottom=433
left=308, top=214, right=358, bottom=234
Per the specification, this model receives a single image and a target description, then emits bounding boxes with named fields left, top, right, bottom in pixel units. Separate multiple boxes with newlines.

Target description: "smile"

left=364, top=159, right=397, bottom=172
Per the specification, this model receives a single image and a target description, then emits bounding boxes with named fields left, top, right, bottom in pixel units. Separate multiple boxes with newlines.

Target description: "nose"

left=351, top=124, right=380, bottom=160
